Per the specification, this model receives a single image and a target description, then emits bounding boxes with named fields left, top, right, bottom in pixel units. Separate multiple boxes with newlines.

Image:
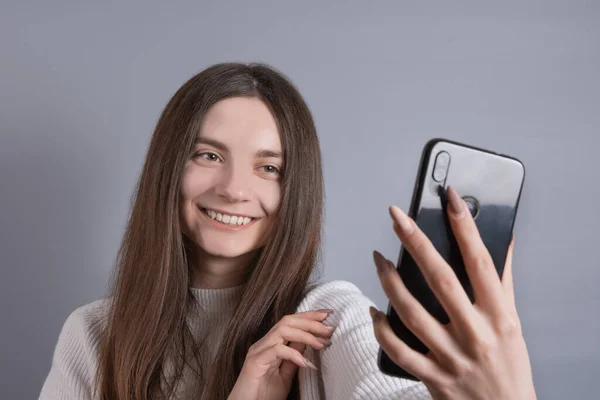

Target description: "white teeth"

left=205, top=208, right=253, bottom=226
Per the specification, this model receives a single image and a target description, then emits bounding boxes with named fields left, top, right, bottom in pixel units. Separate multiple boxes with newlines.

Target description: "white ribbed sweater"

left=39, top=280, right=431, bottom=399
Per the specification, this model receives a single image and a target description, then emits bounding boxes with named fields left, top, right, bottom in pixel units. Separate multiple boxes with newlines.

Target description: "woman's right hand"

left=228, top=309, right=336, bottom=400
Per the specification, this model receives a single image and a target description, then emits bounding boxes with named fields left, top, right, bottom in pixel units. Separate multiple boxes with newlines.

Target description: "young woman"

left=39, top=63, right=536, bottom=400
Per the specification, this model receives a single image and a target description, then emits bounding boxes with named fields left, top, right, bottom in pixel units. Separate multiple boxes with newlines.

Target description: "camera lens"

left=433, top=168, right=446, bottom=182
left=463, top=196, right=480, bottom=219
left=436, top=152, right=450, bottom=166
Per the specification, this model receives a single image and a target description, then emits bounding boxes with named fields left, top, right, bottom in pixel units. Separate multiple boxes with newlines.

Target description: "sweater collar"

left=189, top=284, right=245, bottom=313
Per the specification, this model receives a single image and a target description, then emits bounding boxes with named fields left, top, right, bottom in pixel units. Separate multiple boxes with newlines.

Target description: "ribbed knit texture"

left=39, top=281, right=431, bottom=399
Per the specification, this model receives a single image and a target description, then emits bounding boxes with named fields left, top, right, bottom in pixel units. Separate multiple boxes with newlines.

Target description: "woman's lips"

left=199, top=207, right=259, bottom=231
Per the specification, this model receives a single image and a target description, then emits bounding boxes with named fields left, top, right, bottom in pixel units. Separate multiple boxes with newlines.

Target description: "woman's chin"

left=199, top=243, right=259, bottom=260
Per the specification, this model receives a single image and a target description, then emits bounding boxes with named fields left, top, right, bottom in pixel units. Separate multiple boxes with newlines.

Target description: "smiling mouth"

left=202, top=208, right=255, bottom=226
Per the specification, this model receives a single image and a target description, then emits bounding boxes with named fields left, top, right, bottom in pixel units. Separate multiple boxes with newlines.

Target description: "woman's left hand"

left=371, top=186, right=536, bottom=400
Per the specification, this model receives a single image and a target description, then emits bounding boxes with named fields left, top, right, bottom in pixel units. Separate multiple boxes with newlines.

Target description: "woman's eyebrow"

left=195, top=137, right=227, bottom=151
left=256, top=149, right=282, bottom=159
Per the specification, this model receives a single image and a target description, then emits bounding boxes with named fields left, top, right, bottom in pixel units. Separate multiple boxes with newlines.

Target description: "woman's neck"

left=189, top=248, right=258, bottom=289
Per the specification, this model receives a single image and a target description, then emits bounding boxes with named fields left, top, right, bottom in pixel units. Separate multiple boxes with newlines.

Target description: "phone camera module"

left=432, top=151, right=450, bottom=183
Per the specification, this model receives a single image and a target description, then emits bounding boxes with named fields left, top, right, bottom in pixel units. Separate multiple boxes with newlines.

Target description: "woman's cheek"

left=260, top=180, right=282, bottom=215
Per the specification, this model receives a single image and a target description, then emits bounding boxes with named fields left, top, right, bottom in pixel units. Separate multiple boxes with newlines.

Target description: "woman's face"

left=179, top=97, right=283, bottom=259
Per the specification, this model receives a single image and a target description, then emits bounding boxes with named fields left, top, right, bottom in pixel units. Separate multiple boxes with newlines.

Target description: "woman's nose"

left=214, top=166, right=253, bottom=203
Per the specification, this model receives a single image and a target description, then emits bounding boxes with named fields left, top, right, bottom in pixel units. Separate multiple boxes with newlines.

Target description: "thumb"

left=279, top=342, right=306, bottom=379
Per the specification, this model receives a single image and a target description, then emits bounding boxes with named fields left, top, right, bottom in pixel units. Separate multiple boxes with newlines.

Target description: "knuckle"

left=273, top=343, right=284, bottom=352
left=404, top=311, right=425, bottom=334
left=448, top=357, right=473, bottom=378
left=470, top=335, right=497, bottom=363
left=470, top=254, right=491, bottom=272
left=274, top=324, right=290, bottom=337
left=494, top=314, right=521, bottom=338
left=387, top=347, right=409, bottom=367
left=433, top=271, right=456, bottom=295
left=246, top=348, right=255, bottom=357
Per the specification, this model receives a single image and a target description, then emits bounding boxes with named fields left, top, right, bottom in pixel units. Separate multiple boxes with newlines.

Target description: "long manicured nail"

left=373, top=250, right=392, bottom=276
left=369, top=306, right=381, bottom=322
left=386, top=260, right=396, bottom=271
left=447, top=186, right=466, bottom=219
left=389, top=205, right=414, bottom=234
left=304, top=357, right=318, bottom=370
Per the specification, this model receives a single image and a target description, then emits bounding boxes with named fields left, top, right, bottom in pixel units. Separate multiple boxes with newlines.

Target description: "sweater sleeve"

left=39, top=300, right=107, bottom=400
left=297, top=281, right=432, bottom=400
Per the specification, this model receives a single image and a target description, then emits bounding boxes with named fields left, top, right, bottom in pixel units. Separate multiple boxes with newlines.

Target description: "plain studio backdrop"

left=1, top=1, right=598, bottom=399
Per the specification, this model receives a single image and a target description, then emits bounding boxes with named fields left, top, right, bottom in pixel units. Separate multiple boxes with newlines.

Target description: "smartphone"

left=377, top=138, right=526, bottom=380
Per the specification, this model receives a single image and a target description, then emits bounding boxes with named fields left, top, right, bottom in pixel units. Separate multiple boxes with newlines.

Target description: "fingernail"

left=317, top=337, right=332, bottom=346
left=386, top=260, right=396, bottom=271
left=304, top=357, right=318, bottom=370
left=325, top=325, right=337, bottom=332
left=369, top=306, right=381, bottom=322
left=447, top=186, right=465, bottom=219
left=317, top=309, right=334, bottom=314
left=389, top=206, right=414, bottom=235
left=373, top=251, right=392, bottom=276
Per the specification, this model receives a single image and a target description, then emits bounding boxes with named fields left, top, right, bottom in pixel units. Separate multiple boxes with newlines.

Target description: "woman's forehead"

left=198, top=97, right=282, bottom=153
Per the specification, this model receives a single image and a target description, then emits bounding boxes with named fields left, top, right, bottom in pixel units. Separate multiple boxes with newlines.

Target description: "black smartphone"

left=377, top=138, right=526, bottom=380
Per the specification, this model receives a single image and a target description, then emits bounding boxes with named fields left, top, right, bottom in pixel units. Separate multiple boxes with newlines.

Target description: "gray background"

left=1, top=1, right=598, bottom=398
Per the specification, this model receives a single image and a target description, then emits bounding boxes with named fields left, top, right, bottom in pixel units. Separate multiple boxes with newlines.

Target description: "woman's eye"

left=261, top=165, right=280, bottom=174
left=195, top=152, right=221, bottom=162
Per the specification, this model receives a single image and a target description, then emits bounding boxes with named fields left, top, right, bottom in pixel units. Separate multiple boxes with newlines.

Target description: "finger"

left=250, top=326, right=331, bottom=355
left=502, top=236, right=517, bottom=314
left=370, top=306, right=447, bottom=384
left=293, top=309, right=335, bottom=322
left=389, top=205, right=478, bottom=330
left=373, top=252, right=467, bottom=372
left=280, top=342, right=307, bottom=379
left=446, top=186, right=508, bottom=318
left=252, top=343, right=317, bottom=372
left=275, top=314, right=337, bottom=339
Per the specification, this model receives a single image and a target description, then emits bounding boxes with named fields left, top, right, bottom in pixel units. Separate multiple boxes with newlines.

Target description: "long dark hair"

left=94, top=63, right=324, bottom=399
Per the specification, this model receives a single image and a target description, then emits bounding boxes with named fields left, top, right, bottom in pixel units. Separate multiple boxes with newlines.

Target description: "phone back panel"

left=378, top=138, right=525, bottom=379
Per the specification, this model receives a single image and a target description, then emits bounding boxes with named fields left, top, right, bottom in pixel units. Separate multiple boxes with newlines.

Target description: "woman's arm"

left=297, top=281, right=432, bottom=400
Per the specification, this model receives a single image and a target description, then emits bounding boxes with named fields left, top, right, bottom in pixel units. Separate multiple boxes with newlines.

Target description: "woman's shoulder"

left=52, top=298, right=110, bottom=364
left=39, top=299, right=110, bottom=399
left=52, top=298, right=110, bottom=361
left=62, top=298, right=110, bottom=340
